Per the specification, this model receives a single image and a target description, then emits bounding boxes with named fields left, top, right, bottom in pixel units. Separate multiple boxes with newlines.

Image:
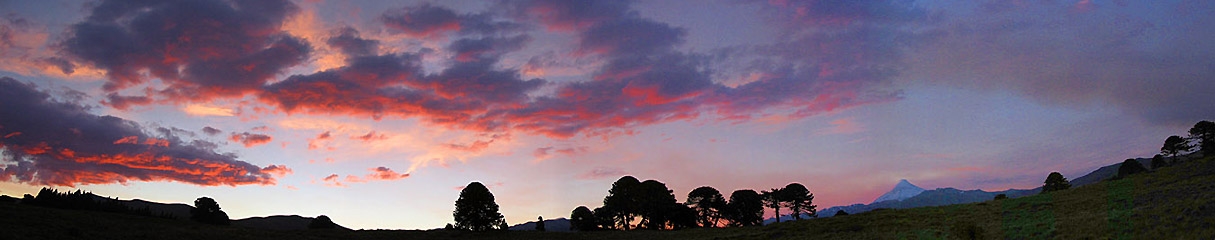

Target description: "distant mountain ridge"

left=233, top=215, right=351, bottom=231
left=508, top=218, right=573, bottom=232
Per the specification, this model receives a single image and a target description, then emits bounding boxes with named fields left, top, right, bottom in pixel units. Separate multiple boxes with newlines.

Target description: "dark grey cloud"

left=0, top=77, right=278, bottom=186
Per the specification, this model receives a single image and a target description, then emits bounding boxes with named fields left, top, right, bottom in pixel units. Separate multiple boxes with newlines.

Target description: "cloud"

left=351, top=131, right=386, bottom=142
left=577, top=167, right=627, bottom=180
left=908, top=0, right=1215, bottom=126
left=201, top=126, right=222, bottom=136
left=500, top=0, right=635, bottom=31
left=260, top=165, right=293, bottom=177
left=381, top=3, right=526, bottom=37
left=320, top=166, right=410, bottom=187
left=228, top=132, right=273, bottom=148
left=0, top=77, right=279, bottom=187
left=183, top=104, right=235, bottom=117
left=326, top=27, right=380, bottom=57
left=60, top=0, right=311, bottom=105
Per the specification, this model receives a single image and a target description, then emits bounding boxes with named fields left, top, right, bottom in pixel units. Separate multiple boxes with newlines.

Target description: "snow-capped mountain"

left=871, top=179, right=926, bottom=203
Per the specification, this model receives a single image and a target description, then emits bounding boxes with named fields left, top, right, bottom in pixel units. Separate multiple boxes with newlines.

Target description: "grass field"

left=3, top=155, right=1213, bottom=240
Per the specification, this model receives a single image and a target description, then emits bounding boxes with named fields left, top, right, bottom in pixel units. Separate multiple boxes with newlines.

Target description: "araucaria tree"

left=761, top=188, right=784, bottom=223
left=1190, top=120, right=1215, bottom=156
left=725, top=189, right=764, bottom=227
left=190, top=197, right=229, bottom=225
left=635, top=180, right=677, bottom=230
left=1041, top=172, right=1071, bottom=193
left=603, top=176, right=640, bottom=230
left=1161, top=135, right=1193, bottom=160
left=686, top=186, right=726, bottom=228
left=781, top=183, right=816, bottom=220
left=453, top=182, right=506, bottom=231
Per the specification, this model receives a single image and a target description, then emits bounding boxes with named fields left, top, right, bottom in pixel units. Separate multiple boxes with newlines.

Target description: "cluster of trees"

left=1161, top=120, right=1214, bottom=162
left=1041, top=172, right=1071, bottom=193
left=190, top=197, right=230, bottom=225
left=568, top=176, right=815, bottom=231
left=24, top=187, right=173, bottom=219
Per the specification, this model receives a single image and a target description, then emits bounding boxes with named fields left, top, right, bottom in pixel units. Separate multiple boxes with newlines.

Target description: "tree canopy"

left=725, top=189, right=764, bottom=227
left=1041, top=172, right=1071, bottom=193
left=1117, top=159, right=1148, bottom=179
left=781, top=183, right=816, bottom=220
left=570, top=206, right=597, bottom=231
left=308, top=215, right=337, bottom=229
left=1190, top=120, right=1215, bottom=156
left=190, top=197, right=229, bottom=225
left=1161, top=135, right=1193, bottom=160
left=453, top=182, right=506, bottom=231
left=686, top=186, right=726, bottom=228
left=761, top=188, right=784, bottom=223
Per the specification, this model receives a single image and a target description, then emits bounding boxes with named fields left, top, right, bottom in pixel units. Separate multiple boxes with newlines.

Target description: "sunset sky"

left=1, top=0, right=1212, bottom=230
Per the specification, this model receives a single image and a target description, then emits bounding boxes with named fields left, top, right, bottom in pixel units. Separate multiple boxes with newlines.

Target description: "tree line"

left=1039, top=120, right=1213, bottom=195
left=21, top=188, right=175, bottom=219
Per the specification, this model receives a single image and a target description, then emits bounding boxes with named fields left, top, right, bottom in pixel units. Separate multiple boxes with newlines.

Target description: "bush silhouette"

left=1151, top=154, right=1169, bottom=169
left=1041, top=172, right=1071, bottom=194
left=994, top=194, right=1008, bottom=200
left=1116, top=159, right=1148, bottom=179
left=453, top=182, right=506, bottom=231
left=190, top=197, right=229, bottom=225
left=570, top=206, right=598, bottom=231
left=835, top=210, right=849, bottom=216
left=308, top=215, right=337, bottom=229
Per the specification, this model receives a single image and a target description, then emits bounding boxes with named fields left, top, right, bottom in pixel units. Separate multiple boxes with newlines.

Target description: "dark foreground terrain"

left=4, top=155, right=1213, bottom=240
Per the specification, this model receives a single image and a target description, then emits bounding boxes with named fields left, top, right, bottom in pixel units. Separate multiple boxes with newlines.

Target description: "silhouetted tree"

left=190, top=197, right=229, bottom=225
left=1162, top=135, right=1193, bottom=161
left=1191, top=120, right=1215, bottom=156
left=686, top=186, right=726, bottom=228
left=603, top=176, right=640, bottom=230
left=761, top=188, right=784, bottom=223
left=725, top=189, right=764, bottom=227
left=994, top=194, right=1008, bottom=200
left=666, top=203, right=698, bottom=230
left=1117, top=159, right=1148, bottom=179
left=592, top=206, right=616, bottom=230
left=308, top=215, right=337, bottom=229
left=635, top=180, right=677, bottom=230
left=1041, top=172, right=1071, bottom=194
left=781, top=183, right=816, bottom=220
left=445, top=223, right=454, bottom=230
left=835, top=210, right=849, bottom=216
left=533, top=216, right=545, bottom=231
left=1151, top=154, right=1169, bottom=169
left=453, top=182, right=506, bottom=231
left=570, top=206, right=598, bottom=231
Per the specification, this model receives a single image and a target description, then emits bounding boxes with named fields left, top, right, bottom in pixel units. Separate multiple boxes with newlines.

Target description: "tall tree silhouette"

left=1190, top=120, right=1215, bottom=156
left=725, top=189, right=764, bottom=226
left=761, top=188, right=784, bottom=223
left=686, top=186, right=726, bottom=228
left=570, top=206, right=598, bottom=231
left=635, top=180, right=677, bottom=230
left=453, top=182, right=506, bottom=231
left=1161, top=135, right=1193, bottom=161
left=1041, top=172, right=1071, bottom=193
left=603, top=176, right=640, bottom=230
left=190, top=197, right=229, bottom=225
left=781, top=183, right=816, bottom=220
left=666, top=202, right=698, bottom=230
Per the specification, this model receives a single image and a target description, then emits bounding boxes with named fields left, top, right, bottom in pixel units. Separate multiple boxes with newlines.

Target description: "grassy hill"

left=3, top=155, right=1213, bottom=239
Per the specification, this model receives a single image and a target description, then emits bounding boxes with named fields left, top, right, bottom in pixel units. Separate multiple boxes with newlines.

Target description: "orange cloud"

left=183, top=104, right=235, bottom=117
left=229, top=132, right=273, bottom=148
left=320, top=166, right=410, bottom=187
left=260, top=165, right=294, bottom=177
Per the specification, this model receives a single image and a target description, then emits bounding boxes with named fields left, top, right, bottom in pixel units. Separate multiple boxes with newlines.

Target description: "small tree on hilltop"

left=453, top=182, right=506, bottom=231
left=309, top=215, right=337, bottom=229
left=686, top=186, right=726, bottom=228
left=1162, top=135, right=1193, bottom=161
left=1117, top=159, right=1148, bottom=179
left=190, top=197, right=229, bottom=225
left=1041, top=172, right=1071, bottom=194
left=536, top=216, right=546, bottom=231
left=1191, top=120, right=1215, bottom=156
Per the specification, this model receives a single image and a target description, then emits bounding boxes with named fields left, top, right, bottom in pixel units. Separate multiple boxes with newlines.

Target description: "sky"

left=0, top=0, right=1212, bottom=230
